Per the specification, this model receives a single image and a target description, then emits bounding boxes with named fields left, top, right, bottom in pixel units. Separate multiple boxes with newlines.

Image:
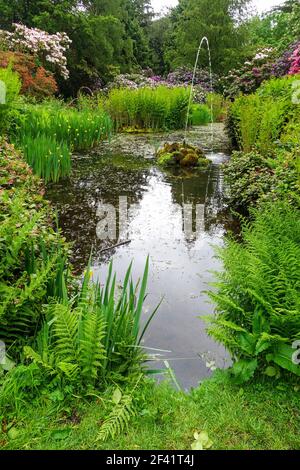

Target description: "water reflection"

left=47, top=126, right=231, bottom=389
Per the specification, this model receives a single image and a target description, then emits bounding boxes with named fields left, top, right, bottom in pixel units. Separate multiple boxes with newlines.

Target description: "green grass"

left=1, top=371, right=300, bottom=450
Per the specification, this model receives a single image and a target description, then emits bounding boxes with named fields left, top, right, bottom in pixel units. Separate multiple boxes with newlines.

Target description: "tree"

left=149, top=16, right=172, bottom=74
left=246, top=0, right=300, bottom=52
left=165, top=0, right=252, bottom=75
left=0, top=0, right=154, bottom=94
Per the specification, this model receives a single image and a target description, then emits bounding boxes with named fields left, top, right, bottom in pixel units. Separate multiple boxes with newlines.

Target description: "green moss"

left=156, top=142, right=209, bottom=169
left=157, top=152, right=175, bottom=167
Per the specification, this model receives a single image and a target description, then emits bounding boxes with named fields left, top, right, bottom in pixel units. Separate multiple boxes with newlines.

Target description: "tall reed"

left=105, top=86, right=189, bottom=131
left=19, top=103, right=112, bottom=151
left=22, top=135, right=71, bottom=183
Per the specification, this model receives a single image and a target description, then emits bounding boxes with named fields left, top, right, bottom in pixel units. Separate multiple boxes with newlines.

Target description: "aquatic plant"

left=19, top=103, right=112, bottom=151
left=105, top=86, right=189, bottom=131
left=21, top=135, right=71, bottom=183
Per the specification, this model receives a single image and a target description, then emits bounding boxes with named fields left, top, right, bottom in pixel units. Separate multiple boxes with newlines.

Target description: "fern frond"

left=97, top=394, right=135, bottom=442
left=51, top=303, right=79, bottom=364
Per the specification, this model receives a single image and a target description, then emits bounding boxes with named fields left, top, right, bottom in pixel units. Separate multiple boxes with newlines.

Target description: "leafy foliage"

left=0, top=51, right=58, bottom=98
left=0, top=65, right=22, bottom=134
left=22, top=135, right=71, bottom=183
left=208, top=201, right=300, bottom=382
left=0, top=141, right=69, bottom=354
left=229, top=76, right=296, bottom=154
left=13, top=100, right=112, bottom=181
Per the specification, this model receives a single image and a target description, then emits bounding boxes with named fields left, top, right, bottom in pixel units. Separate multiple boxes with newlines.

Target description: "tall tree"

left=165, top=0, right=252, bottom=75
left=246, top=0, right=300, bottom=52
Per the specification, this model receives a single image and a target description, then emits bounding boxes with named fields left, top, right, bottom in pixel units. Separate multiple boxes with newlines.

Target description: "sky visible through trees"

left=151, top=0, right=286, bottom=13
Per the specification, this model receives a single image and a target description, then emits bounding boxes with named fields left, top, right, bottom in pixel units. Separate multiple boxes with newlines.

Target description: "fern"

left=97, top=393, right=135, bottom=442
left=208, top=201, right=300, bottom=378
left=97, top=375, right=142, bottom=442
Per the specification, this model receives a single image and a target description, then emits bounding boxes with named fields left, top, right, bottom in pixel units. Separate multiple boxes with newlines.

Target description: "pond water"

left=47, top=124, right=232, bottom=390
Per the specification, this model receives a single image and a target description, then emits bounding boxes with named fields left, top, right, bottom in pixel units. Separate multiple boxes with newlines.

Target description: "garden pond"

left=47, top=123, right=233, bottom=389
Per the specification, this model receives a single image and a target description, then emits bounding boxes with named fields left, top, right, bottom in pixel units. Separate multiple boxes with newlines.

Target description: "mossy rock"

left=157, top=142, right=209, bottom=169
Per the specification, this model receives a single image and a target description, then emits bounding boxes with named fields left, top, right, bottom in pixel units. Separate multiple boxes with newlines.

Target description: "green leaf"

left=237, top=332, right=256, bottom=355
left=271, top=344, right=300, bottom=376
left=230, top=359, right=258, bottom=384
left=255, top=337, right=271, bottom=355
left=112, top=388, right=122, bottom=405
left=7, top=427, right=19, bottom=440
left=264, top=366, right=277, bottom=377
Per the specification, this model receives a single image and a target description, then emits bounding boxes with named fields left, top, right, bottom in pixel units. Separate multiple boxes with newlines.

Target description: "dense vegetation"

left=0, top=0, right=300, bottom=452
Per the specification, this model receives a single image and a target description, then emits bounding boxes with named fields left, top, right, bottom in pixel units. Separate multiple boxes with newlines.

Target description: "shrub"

left=0, top=23, right=71, bottom=80
left=223, top=149, right=300, bottom=212
left=208, top=201, right=300, bottom=383
left=105, top=86, right=189, bottom=131
left=189, top=104, right=211, bottom=125
left=223, top=151, right=274, bottom=211
left=0, top=141, right=68, bottom=355
left=0, top=51, right=58, bottom=99
left=0, top=65, right=21, bottom=134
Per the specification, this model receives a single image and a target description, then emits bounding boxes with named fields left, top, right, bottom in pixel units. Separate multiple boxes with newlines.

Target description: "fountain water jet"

left=156, top=37, right=214, bottom=169
left=184, top=36, right=214, bottom=147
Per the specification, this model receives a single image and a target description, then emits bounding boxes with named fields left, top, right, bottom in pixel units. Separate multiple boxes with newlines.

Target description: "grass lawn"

left=1, top=371, right=300, bottom=450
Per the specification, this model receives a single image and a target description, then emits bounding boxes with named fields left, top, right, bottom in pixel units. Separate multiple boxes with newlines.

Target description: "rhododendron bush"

left=0, top=23, right=71, bottom=80
left=289, top=43, right=300, bottom=75
left=222, top=42, right=300, bottom=98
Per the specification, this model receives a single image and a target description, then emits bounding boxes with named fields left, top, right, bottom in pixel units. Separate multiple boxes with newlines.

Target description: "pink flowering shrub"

left=289, top=44, right=300, bottom=75
left=0, top=23, right=71, bottom=79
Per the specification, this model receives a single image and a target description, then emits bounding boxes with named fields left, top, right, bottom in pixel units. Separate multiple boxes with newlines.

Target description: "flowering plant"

left=166, top=66, right=217, bottom=92
left=103, top=68, right=210, bottom=104
left=222, top=43, right=300, bottom=98
left=0, top=23, right=71, bottom=79
left=289, top=43, right=300, bottom=75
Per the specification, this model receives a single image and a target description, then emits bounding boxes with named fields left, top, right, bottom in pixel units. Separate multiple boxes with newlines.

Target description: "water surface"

left=47, top=124, right=232, bottom=389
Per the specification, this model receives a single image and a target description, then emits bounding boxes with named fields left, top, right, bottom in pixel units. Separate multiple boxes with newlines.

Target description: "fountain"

left=156, top=36, right=214, bottom=169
